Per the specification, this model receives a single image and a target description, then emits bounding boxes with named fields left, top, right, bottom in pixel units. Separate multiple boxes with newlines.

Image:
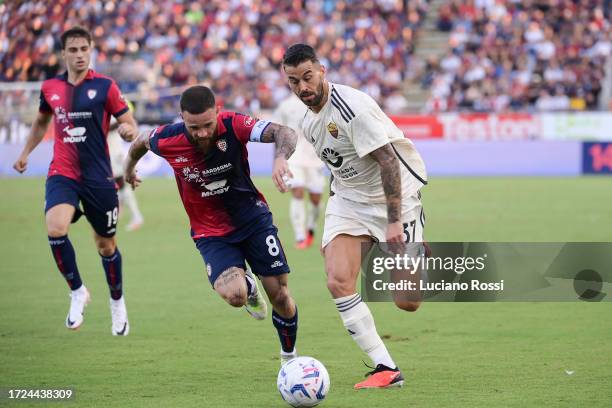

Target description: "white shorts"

left=322, top=193, right=425, bottom=248
left=288, top=164, right=326, bottom=194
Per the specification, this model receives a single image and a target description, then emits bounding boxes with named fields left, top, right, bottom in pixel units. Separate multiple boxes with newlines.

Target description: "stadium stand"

left=423, top=0, right=611, bottom=112
left=0, top=0, right=429, bottom=119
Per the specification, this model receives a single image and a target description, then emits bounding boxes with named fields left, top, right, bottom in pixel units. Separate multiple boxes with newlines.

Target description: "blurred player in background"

left=282, top=44, right=428, bottom=389
left=108, top=117, right=144, bottom=231
left=124, top=85, right=301, bottom=364
left=273, top=93, right=325, bottom=249
left=12, top=26, right=138, bottom=335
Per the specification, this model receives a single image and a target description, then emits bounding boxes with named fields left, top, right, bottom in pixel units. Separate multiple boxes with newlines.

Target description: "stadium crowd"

left=424, top=0, right=611, bottom=112
left=0, top=0, right=428, bottom=118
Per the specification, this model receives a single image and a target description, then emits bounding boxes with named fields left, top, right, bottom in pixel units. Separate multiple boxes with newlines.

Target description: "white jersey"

left=107, top=129, right=125, bottom=177
left=273, top=94, right=323, bottom=168
left=300, top=82, right=427, bottom=204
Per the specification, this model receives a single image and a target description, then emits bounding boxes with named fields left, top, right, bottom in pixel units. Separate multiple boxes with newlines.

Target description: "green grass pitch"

left=1, top=176, right=611, bottom=407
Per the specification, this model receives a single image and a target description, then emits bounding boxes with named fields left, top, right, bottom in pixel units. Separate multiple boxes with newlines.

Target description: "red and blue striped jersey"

left=39, top=69, right=129, bottom=187
left=148, top=111, right=273, bottom=238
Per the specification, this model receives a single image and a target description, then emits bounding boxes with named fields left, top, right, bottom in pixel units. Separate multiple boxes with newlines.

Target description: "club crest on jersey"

left=327, top=122, right=339, bottom=138
left=216, top=139, right=228, bottom=152
left=87, top=89, right=97, bottom=99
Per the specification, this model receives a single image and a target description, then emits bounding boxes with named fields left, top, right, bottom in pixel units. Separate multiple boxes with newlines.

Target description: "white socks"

left=334, top=294, right=396, bottom=369
left=121, top=186, right=143, bottom=223
left=307, top=201, right=321, bottom=232
left=291, top=198, right=321, bottom=241
left=290, top=197, right=306, bottom=242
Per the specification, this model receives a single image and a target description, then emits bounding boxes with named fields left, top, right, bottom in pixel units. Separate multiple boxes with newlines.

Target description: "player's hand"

left=13, top=154, right=28, bottom=173
left=118, top=123, right=138, bottom=142
left=386, top=221, right=406, bottom=254
left=272, top=157, right=293, bottom=193
left=125, top=169, right=142, bottom=189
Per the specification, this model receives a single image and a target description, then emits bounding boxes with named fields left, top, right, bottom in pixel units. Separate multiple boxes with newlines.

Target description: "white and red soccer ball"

left=277, top=356, right=330, bottom=407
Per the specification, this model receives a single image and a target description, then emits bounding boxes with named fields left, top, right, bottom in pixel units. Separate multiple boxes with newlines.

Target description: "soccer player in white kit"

left=273, top=94, right=326, bottom=249
left=281, top=44, right=428, bottom=389
left=108, top=119, right=144, bottom=231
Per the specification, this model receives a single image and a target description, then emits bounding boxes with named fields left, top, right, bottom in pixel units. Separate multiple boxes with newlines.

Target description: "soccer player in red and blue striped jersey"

left=13, top=26, right=138, bottom=335
left=124, top=85, right=300, bottom=364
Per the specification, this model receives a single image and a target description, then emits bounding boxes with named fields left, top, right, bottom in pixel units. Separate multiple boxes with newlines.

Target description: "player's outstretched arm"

left=13, top=112, right=52, bottom=173
left=116, top=110, right=139, bottom=142
left=260, top=123, right=298, bottom=193
left=370, top=144, right=404, bottom=245
left=123, top=131, right=150, bottom=189
left=260, top=122, right=297, bottom=159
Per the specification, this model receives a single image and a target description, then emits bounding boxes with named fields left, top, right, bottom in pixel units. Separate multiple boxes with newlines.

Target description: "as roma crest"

left=87, top=89, right=97, bottom=99
left=327, top=122, right=339, bottom=138
left=216, top=139, right=228, bottom=152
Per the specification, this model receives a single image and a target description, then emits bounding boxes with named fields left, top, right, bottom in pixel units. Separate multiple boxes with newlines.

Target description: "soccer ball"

left=277, top=356, right=330, bottom=407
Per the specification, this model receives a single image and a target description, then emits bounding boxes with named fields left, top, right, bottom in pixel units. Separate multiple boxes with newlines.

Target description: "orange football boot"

left=354, top=364, right=404, bottom=389
left=304, top=229, right=315, bottom=248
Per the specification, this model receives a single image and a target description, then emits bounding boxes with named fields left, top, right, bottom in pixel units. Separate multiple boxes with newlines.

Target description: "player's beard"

left=186, top=128, right=216, bottom=151
left=299, top=81, right=324, bottom=107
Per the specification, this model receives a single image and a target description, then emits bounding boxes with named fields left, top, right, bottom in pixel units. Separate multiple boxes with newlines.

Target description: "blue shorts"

left=45, top=175, right=119, bottom=238
left=195, top=213, right=291, bottom=285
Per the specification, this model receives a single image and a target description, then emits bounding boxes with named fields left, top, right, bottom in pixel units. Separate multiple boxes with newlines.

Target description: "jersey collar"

left=216, top=113, right=227, bottom=136
left=58, top=69, right=96, bottom=85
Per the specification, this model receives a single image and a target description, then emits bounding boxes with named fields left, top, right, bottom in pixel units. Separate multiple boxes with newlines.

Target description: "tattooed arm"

left=260, top=122, right=297, bottom=159
left=369, top=143, right=404, bottom=244
left=260, top=123, right=298, bottom=192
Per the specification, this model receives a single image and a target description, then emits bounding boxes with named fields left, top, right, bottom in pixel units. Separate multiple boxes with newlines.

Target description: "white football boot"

left=244, top=268, right=267, bottom=320
left=66, top=285, right=90, bottom=330
left=110, top=296, right=130, bottom=336
left=280, top=349, right=298, bottom=367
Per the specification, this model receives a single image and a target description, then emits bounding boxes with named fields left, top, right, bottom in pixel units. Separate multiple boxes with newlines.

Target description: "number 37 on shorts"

left=402, top=206, right=426, bottom=243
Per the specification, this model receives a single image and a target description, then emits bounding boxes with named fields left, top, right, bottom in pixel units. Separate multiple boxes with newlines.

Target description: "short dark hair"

left=180, top=86, right=216, bottom=114
left=60, top=26, right=92, bottom=49
left=282, top=44, right=319, bottom=67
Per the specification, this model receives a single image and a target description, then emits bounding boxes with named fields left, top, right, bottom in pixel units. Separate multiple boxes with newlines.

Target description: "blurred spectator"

left=0, top=0, right=429, bottom=117
left=425, top=0, right=611, bottom=112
